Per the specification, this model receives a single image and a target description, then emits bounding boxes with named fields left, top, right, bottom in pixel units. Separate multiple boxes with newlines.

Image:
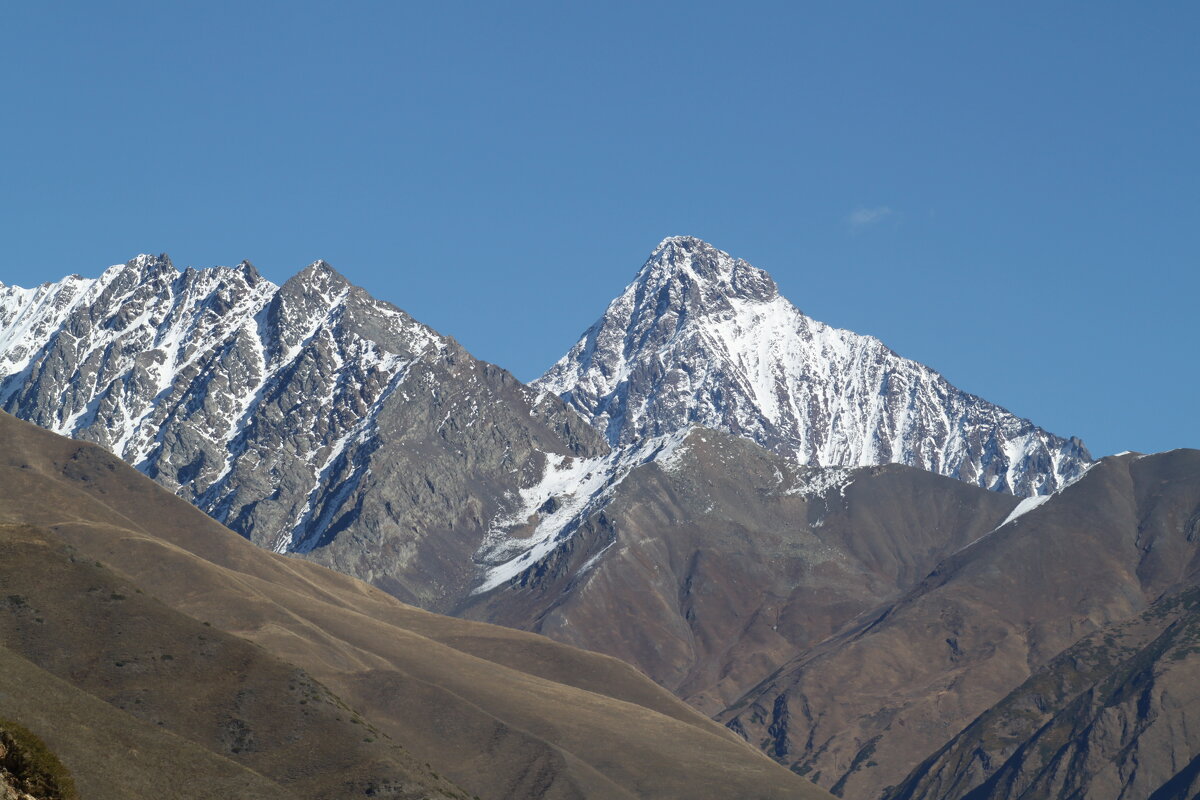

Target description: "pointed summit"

left=235, top=259, right=262, bottom=282
left=536, top=238, right=1091, bottom=495
left=286, top=259, right=350, bottom=292
left=273, top=260, right=354, bottom=328
left=635, top=236, right=779, bottom=304
left=647, top=234, right=717, bottom=264
left=645, top=235, right=736, bottom=272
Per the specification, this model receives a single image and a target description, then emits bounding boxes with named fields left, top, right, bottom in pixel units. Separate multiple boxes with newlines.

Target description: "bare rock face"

left=536, top=236, right=1091, bottom=496
left=0, top=256, right=604, bottom=609
left=720, top=449, right=1200, bottom=799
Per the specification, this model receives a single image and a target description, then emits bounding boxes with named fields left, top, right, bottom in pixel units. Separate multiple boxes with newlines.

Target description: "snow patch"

left=784, top=467, right=857, bottom=499
left=998, top=494, right=1051, bottom=528
left=472, top=432, right=694, bottom=594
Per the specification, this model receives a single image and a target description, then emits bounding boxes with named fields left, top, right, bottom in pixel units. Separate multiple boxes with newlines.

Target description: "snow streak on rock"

left=536, top=236, right=1091, bottom=495
left=473, top=430, right=690, bottom=593
left=0, top=254, right=443, bottom=551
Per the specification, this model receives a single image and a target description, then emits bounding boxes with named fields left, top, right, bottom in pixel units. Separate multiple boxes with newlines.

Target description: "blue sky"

left=3, top=2, right=1196, bottom=457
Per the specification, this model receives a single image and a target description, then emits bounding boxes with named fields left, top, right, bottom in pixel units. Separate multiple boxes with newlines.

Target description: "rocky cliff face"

left=536, top=236, right=1091, bottom=496
left=0, top=255, right=604, bottom=607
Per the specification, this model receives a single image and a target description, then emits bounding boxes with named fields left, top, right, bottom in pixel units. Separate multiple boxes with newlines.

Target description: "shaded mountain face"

left=536, top=236, right=1091, bottom=496
left=460, top=428, right=1018, bottom=715
left=0, top=255, right=604, bottom=609
left=720, top=449, right=1200, bottom=799
left=0, top=411, right=830, bottom=800
left=887, top=587, right=1200, bottom=800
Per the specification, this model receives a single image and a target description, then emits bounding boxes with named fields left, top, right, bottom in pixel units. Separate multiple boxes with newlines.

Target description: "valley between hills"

left=0, top=237, right=1196, bottom=799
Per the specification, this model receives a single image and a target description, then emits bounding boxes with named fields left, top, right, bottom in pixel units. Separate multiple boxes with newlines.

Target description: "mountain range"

left=0, top=237, right=1091, bottom=610
left=1, top=237, right=1196, bottom=799
left=0, top=254, right=602, bottom=609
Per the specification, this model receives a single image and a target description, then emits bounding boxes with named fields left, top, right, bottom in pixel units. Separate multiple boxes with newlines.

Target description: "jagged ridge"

left=0, top=255, right=603, bottom=607
left=536, top=236, right=1091, bottom=495
left=0, top=255, right=437, bottom=552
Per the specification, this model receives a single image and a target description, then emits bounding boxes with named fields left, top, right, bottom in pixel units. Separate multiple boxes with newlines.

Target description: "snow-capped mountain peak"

left=536, top=238, right=1091, bottom=495
left=291, top=258, right=345, bottom=285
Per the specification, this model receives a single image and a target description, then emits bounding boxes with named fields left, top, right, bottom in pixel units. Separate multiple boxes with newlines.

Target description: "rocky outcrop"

left=0, top=724, right=76, bottom=800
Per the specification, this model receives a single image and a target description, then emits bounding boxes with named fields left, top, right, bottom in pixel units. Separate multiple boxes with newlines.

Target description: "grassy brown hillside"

left=0, top=412, right=829, bottom=800
left=0, top=523, right=467, bottom=800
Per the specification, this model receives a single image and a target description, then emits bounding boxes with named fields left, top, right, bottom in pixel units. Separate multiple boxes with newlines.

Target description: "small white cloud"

left=846, top=206, right=894, bottom=230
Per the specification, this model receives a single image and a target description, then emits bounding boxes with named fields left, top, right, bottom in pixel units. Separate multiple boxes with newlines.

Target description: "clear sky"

left=3, top=2, right=1196, bottom=457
